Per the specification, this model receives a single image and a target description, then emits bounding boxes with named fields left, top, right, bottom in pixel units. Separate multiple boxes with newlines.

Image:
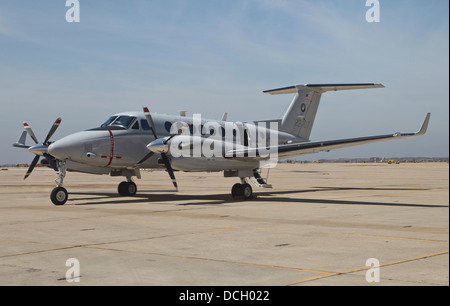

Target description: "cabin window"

left=164, top=121, right=172, bottom=133
left=141, top=119, right=151, bottom=131
left=131, top=120, right=139, bottom=130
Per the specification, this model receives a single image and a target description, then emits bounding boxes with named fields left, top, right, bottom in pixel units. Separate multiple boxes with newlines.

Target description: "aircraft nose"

left=48, top=133, right=85, bottom=161
left=48, top=141, right=69, bottom=160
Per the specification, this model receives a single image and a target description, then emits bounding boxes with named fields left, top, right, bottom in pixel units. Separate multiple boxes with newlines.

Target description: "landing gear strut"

left=118, top=177, right=137, bottom=196
left=231, top=178, right=253, bottom=200
left=51, top=160, right=68, bottom=205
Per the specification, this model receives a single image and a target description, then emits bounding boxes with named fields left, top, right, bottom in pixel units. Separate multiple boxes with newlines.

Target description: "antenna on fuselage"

left=177, top=110, right=188, bottom=117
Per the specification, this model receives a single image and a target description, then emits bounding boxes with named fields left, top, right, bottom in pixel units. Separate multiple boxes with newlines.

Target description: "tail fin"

left=263, top=83, right=384, bottom=140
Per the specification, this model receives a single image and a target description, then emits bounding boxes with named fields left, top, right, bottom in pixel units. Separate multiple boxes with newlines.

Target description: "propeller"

left=22, top=118, right=61, bottom=179
left=136, top=107, right=186, bottom=191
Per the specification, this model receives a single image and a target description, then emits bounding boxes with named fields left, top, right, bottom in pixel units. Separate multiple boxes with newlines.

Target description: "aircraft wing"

left=227, top=113, right=430, bottom=160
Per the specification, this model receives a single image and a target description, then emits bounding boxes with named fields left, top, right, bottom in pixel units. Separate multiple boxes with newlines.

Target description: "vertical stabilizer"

left=280, top=88, right=321, bottom=140
left=263, top=83, right=384, bottom=140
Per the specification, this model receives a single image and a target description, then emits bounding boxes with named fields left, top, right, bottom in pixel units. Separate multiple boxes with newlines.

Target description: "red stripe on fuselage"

left=106, top=129, right=114, bottom=167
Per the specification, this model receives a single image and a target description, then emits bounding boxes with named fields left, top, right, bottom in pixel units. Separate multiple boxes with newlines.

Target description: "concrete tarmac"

left=0, top=163, right=448, bottom=286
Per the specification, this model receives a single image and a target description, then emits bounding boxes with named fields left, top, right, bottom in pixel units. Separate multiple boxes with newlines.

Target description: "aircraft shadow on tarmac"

left=68, top=186, right=447, bottom=208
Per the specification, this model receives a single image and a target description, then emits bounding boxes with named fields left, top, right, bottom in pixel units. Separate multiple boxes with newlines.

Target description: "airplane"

left=13, top=83, right=430, bottom=205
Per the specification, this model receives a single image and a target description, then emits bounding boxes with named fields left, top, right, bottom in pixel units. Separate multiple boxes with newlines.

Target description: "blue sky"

left=1, top=0, right=448, bottom=164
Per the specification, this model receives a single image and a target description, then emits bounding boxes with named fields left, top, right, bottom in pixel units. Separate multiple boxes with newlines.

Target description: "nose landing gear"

left=51, top=186, right=68, bottom=206
left=51, top=160, right=68, bottom=205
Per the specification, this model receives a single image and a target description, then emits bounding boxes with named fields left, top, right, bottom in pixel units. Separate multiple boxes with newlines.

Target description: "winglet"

left=416, top=113, right=431, bottom=136
left=221, top=112, right=228, bottom=121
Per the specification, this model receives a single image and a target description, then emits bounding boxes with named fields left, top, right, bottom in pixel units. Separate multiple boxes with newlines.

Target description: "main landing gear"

left=118, top=178, right=137, bottom=197
left=230, top=170, right=272, bottom=200
left=231, top=179, right=253, bottom=200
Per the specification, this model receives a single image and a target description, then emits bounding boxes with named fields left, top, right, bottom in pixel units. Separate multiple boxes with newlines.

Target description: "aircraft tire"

left=127, top=182, right=137, bottom=196
left=231, top=183, right=242, bottom=197
left=118, top=181, right=137, bottom=196
left=231, top=183, right=253, bottom=199
left=51, top=187, right=68, bottom=205
left=241, top=183, right=253, bottom=199
left=118, top=182, right=128, bottom=196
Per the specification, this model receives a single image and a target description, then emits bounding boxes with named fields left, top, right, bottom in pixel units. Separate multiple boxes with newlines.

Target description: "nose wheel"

left=51, top=160, right=68, bottom=205
left=51, top=187, right=68, bottom=205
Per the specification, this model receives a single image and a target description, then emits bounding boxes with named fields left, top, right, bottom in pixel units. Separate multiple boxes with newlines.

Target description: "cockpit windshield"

left=101, top=116, right=116, bottom=127
left=101, top=116, right=136, bottom=129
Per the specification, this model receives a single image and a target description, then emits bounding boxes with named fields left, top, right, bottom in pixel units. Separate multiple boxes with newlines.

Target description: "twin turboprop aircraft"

left=13, top=83, right=430, bottom=205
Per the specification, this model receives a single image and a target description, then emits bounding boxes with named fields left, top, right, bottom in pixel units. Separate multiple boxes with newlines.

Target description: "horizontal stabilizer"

left=13, top=131, right=30, bottom=149
left=263, top=83, right=385, bottom=95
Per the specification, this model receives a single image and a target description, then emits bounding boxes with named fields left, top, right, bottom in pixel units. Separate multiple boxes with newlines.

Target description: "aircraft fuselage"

left=48, top=112, right=296, bottom=174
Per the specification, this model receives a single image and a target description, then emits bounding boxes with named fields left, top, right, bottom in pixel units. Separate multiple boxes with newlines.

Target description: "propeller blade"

left=135, top=151, right=155, bottom=166
left=143, top=106, right=158, bottom=139
left=142, top=106, right=182, bottom=191
left=23, top=122, right=38, bottom=144
left=161, top=153, right=178, bottom=191
left=43, top=117, right=62, bottom=145
left=24, top=155, right=40, bottom=180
